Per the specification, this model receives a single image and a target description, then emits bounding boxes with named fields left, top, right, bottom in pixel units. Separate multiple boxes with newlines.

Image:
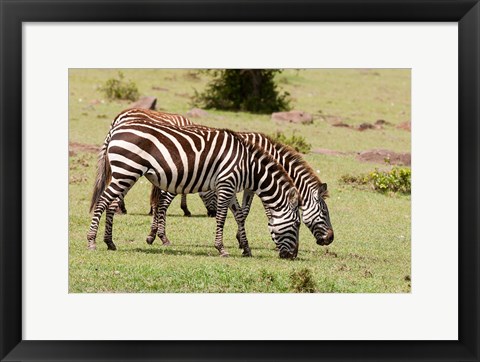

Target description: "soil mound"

left=357, top=149, right=411, bottom=166
left=69, top=142, right=100, bottom=156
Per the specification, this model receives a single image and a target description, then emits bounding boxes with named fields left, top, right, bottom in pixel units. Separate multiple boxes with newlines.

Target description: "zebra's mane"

left=216, top=128, right=298, bottom=191
left=259, top=133, right=329, bottom=200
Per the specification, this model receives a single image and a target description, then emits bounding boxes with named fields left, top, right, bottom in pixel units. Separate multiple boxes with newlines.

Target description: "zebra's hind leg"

left=229, top=196, right=252, bottom=257
left=103, top=201, right=118, bottom=250
left=115, top=198, right=128, bottom=215
left=146, top=189, right=176, bottom=246
left=87, top=187, right=120, bottom=250
left=180, top=194, right=191, bottom=217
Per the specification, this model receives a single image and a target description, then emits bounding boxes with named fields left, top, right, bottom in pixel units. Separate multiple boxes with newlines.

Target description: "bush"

left=290, top=268, right=316, bottom=293
left=99, top=71, right=139, bottom=101
left=369, top=167, right=411, bottom=194
left=193, top=69, right=291, bottom=114
left=271, top=131, right=311, bottom=154
left=341, top=166, right=411, bottom=194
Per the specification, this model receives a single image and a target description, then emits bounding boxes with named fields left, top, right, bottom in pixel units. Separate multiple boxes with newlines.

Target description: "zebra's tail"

left=89, top=134, right=112, bottom=213
left=150, top=185, right=162, bottom=208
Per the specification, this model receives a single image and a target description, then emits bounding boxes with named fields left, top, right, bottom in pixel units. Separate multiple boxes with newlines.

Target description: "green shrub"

left=341, top=166, right=411, bottom=194
left=271, top=131, right=311, bottom=154
left=369, top=167, right=411, bottom=194
left=193, top=69, right=291, bottom=114
left=290, top=268, right=316, bottom=293
left=340, top=174, right=369, bottom=185
left=99, top=72, right=139, bottom=101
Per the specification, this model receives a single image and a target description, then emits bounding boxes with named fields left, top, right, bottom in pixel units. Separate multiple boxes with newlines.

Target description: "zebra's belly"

left=144, top=169, right=216, bottom=194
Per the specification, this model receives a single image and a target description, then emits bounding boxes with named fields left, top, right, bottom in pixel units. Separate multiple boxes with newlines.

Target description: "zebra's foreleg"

left=199, top=190, right=217, bottom=217
left=146, top=190, right=176, bottom=246
left=229, top=196, right=252, bottom=257
left=180, top=194, right=191, bottom=217
left=241, top=189, right=255, bottom=216
left=214, top=187, right=236, bottom=257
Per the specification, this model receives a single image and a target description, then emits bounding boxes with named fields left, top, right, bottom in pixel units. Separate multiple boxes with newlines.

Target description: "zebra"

left=101, top=109, right=333, bottom=251
left=111, top=108, right=216, bottom=217
left=87, top=120, right=301, bottom=258
left=146, top=132, right=333, bottom=248
left=231, top=132, right=333, bottom=245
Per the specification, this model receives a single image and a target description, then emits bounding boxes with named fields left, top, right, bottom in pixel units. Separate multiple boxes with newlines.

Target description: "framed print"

left=1, top=0, right=479, bottom=361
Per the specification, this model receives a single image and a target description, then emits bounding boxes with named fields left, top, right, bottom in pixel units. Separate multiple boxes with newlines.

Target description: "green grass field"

left=69, top=69, right=411, bottom=293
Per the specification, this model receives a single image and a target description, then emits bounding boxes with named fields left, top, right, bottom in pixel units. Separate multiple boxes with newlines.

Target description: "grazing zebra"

left=87, top=120, right=301, bottom=258
left=148, top=133, right=334, bottom=248
left=233, top=132, right=333, bottom=245
left=111, top=108, right=216, bottom=217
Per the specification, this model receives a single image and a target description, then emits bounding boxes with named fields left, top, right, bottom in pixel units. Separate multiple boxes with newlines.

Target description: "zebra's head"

left=267, top=188, right=301, bottom=259
left=302, top=183, right=334, bottom=246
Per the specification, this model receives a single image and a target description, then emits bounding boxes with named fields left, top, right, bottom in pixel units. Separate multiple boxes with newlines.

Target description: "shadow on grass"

left=125, top=244, right=233, bottom=258
left=123, top=244, right=305, bottom=260
left=124, top=212, right=213, bottom=219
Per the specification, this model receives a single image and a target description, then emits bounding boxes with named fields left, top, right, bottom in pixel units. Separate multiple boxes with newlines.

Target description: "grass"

left=69, top=69, right=411, bottom=293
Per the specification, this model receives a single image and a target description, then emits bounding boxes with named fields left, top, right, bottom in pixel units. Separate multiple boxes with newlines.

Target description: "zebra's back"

left=111, top=108, right=193, bottom=128
left=108, top=121, right=246, bottom=194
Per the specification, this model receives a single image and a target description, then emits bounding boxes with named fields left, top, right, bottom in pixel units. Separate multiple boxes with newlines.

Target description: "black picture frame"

left=1, top=1, right=479, bottom=361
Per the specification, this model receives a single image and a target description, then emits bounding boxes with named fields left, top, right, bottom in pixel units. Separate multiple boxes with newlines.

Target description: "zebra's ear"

left=318, top=183, right=329, bottom=200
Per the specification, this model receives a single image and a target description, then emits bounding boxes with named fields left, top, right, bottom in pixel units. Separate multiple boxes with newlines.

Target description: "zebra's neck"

left=241, top=133, right=321, bottom=204
left=244, top=146, right=293, bottom=205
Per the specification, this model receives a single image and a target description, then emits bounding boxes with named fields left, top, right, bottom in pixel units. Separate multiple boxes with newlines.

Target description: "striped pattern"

left=114, top=109, right=333, bottom=248
left=113, top=109, right=213, bottom=217
left=112, top=108, right=193, bottom=127
left=237, top=132, right=334, bottom=245
left=131, top=109, right=334, bottom=246
left=87, top=119, right=301, bottom=258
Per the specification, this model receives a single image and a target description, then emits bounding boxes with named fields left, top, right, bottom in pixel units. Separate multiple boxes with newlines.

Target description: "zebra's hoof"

left=279, top=249, right=295, bottom=259
left=146, top=236, right=155, bottom=245
left=220, top=251, right=229, bottom=257
left=87, top=243, right=97, bottom=251
left=242, top=249, right=252, bottom=257
left=162, top=240, right=171, bottom=246
left=183, top=212, right=192, bottom=217
left=106, top=242, right=117, bottom=251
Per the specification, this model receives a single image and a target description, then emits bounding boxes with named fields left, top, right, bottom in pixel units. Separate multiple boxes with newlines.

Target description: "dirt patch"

left=357, top=122, right=376, bottom=131
left=357, top=149, right=411, bottom=166
left=317, top=114, right=344, bottom=123
left=332, top=121, right=350, bottom=128
left=69, top=142, right=100, bottom=157
left=152, top=86, right=169, bottom=92
left=175, top=92, right=191, bottom=98
left=375, top=119, right=390, bottom=126
left=357, top=120, right=390, bottom=131
left=397, top=121, right=411, bottom=132
left=128, top=96, right=157, bottom=110
left=187, top=108, right=210, bottom=118
left=271, top=110, right=313, bottom=125
left=331, top=119, right=389, bottom=131
left=311, top=148, right=345, bottom=156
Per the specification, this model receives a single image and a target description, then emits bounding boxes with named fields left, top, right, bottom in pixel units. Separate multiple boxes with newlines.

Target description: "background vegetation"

left=192, top=69, right=291, bottom=113
left=69, top=69, right=411, bottom=293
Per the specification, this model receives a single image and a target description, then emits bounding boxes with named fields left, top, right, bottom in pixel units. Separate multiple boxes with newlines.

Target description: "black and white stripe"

left=111, top=108, right=214, bottom=217
left=149, top=131, right=334, bottom=247
left=87, top=119, right=301, bottom=258
left=237, top=132, right=334, bottom=245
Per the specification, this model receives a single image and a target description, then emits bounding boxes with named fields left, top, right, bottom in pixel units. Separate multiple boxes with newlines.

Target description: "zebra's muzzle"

left=317, top=229, right=334, bottom=246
